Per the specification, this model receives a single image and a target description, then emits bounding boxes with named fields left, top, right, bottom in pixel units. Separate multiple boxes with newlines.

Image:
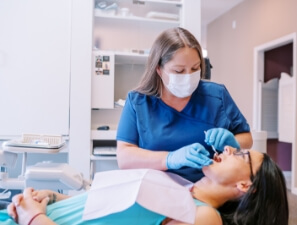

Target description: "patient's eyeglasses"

left=233, top=150, right=254, bottom=181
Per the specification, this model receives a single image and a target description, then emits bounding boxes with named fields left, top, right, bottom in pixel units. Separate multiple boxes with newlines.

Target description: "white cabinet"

left=92, top=51, right=115, bottom=109
left=0, top=0, right=72, bottom=138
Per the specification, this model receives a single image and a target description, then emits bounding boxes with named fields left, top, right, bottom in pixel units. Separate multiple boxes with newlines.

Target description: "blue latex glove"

left=166, top=143, right=213, bottom=170
left=204, top=128, right=240, bottom=151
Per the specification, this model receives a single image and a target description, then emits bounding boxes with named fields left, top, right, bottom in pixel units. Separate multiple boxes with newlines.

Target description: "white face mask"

left=163, top=70, right=201, bottom=98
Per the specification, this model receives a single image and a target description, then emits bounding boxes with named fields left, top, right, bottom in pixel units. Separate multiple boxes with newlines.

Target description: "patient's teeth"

left=213, top=153, right=221, bottom=162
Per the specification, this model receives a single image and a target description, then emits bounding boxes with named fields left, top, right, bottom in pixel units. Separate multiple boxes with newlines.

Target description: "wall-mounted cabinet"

left=0, top=0, right=72, bottom=138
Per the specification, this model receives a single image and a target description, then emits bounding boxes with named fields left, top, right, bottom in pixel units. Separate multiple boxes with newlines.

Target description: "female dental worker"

left=4, top=146, right=288, bottom=225
left=116, top=27, right=253, bottom=182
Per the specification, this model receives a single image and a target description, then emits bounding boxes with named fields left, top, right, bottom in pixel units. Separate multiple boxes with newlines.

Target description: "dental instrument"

left=204, top=131, right=218, bottom=154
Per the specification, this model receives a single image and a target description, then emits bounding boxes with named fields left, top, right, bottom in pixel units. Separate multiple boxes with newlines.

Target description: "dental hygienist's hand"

left=205, top=128, right=240, bottom=151
left=166, top=143, right=213, bottom=170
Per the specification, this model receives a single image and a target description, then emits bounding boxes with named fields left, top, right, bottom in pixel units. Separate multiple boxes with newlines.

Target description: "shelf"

left=91, top=129, right=117, bottom=140
left=115, top=52, right=148, bottom=65
left=90, top=155, right=117, bottom=160
left=2, top=142, right=69, bottom=154
left=92, top=50, right=148, bottom=65
left=137, top=0, right=183, bottom=6
left=94, top=11, right=180, bottom=25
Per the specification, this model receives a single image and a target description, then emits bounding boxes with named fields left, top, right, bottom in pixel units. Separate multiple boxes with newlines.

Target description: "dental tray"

left=2, top=134, right=66, bottom=153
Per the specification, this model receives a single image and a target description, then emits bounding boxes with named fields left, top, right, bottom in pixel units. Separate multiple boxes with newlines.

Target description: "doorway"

left=253, top=33, right=297, bottom=194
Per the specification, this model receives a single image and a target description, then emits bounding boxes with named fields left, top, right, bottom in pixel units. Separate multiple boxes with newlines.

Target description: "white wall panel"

left=0, top=0, right=71, bottom=137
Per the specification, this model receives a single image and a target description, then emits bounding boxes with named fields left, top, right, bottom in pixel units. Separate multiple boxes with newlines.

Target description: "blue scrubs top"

left=0, top=193, right=216, bottom=225
left=117, top=80, right=250, bottom=182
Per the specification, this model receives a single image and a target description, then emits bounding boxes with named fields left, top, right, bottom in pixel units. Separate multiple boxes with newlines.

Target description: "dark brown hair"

left=134, top=27, right=205, bottom=97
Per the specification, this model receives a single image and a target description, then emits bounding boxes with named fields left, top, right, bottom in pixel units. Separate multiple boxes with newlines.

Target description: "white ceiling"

left=201, top=0, right=245, bottom=27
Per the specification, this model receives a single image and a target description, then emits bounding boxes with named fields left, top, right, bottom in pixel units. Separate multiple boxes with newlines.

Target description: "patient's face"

left=202, top=146, right=263, bottom=185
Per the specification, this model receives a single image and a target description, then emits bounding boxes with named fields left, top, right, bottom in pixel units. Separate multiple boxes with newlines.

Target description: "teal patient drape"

left=0, top=192, right=165, bottom=225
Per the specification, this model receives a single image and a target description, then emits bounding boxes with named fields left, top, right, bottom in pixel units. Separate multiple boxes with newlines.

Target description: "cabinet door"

left=0, top=0, right=71, bottom=137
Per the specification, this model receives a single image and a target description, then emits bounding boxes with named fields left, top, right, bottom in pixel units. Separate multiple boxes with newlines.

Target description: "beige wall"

left=207, top=0, right=297, bottom=126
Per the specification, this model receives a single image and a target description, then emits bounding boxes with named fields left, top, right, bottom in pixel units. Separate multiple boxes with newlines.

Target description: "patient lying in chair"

left=1, top=147, right=288, bottom=225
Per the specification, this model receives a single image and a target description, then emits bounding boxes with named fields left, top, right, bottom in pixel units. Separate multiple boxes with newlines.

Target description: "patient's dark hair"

left=219, top=153, right=289, bottom=225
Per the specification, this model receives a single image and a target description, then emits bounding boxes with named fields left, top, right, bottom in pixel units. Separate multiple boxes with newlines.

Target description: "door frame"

left=253, top=32, right=297, bottom=194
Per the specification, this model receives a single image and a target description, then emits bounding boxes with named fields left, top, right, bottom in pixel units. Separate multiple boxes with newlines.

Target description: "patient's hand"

left=32, top=190, right=55, bottom=204
left=7, top=193, right=21, bottom=221
left=7, top=188, right=49, bottom=224
left=7, top=189, right=54, bottom=220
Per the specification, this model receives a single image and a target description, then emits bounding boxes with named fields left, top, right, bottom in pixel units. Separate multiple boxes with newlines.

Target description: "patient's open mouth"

left=213, top=153, right=222, bottom=163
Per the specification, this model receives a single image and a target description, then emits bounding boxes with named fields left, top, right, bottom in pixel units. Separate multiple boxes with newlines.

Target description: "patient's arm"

left=31, top=189, right=70, bottom=204
left=19, top=213, right=56, bottom=225
left=7, top=188, right=70, bottom=220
